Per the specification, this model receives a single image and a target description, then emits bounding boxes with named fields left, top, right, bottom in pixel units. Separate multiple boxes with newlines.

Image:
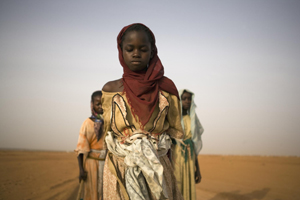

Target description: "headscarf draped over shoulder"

left=117, top=23, right=179, bottom=127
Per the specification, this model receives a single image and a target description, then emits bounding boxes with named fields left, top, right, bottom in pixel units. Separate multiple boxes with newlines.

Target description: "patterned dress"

left=101, top=90, right=184, bottom=200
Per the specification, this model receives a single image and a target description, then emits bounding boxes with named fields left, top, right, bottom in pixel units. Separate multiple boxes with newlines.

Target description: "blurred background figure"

left=75, top=90, right=106, bottom=200
left=172, top=89, right=204, bottom=200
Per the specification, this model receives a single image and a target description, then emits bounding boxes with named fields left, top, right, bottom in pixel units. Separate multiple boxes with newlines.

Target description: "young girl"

left=101, top=23, right=184, bottom=200
left=172, top=89, right=204, bottom=200
left=75, top=90, right=106, bottom=200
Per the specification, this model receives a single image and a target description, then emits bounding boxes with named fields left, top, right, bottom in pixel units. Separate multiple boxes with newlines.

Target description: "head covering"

left=117, top=23, right=179, bottom=127
left=90, top=102, right=103, bottom=141
left=179, top=89, right=204, bottom=155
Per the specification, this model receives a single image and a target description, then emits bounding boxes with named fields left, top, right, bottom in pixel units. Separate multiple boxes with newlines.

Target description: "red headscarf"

left=117, top=23, right=179, bottom=127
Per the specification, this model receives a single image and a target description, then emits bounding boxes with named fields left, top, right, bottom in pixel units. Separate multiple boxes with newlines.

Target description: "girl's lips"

left=131, top=61, right=141, bottom=63
left=98, top=109, right=103, bottom=114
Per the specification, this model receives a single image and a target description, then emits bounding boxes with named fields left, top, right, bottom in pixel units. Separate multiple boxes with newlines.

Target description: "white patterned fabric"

left=105, top=131, right=171, bottom=200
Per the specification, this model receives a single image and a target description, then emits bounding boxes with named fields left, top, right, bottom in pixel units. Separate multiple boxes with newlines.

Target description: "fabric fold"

left=105, top=131, right=171, bottom=200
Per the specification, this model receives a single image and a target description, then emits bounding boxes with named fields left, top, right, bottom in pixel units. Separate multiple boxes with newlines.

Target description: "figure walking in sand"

left=75, top=90, right=106, bottom=200
left=101, top=23, right=184, bottom=200
left=172, top=89, right=204, bottom=200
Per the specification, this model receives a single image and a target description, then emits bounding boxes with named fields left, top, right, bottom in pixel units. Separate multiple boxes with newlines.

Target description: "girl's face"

left=181, top=92, right=192, bottom=110
left=122, top=31, right=152, bottom=72
left=92, top=95, right=103, bottom=115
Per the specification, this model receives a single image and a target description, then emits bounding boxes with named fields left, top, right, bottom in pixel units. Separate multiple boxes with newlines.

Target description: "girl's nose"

left=133, top=49, right=141, bottom=57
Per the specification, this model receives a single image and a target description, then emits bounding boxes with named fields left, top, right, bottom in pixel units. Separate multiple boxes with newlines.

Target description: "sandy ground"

left=0, top=150, right=299, bottom=200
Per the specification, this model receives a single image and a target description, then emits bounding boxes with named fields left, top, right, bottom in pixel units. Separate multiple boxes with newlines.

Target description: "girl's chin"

left=129, top=67, right=148, bottom=72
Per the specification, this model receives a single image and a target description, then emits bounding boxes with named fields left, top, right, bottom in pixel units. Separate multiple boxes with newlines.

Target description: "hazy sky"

left=1, top=0, right=299, bottom=156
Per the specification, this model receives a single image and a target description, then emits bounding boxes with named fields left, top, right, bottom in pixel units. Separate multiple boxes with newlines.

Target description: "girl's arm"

left=75, top=120, right=90, bottom=182
left=77, top=154, right=87, bottom=182
left=195, top=154, right=201, bottom=183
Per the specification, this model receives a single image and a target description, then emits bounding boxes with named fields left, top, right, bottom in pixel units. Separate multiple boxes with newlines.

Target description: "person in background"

left=172, top=89, right=204, bottom=200
left=75, top=90, right=106, bottom=200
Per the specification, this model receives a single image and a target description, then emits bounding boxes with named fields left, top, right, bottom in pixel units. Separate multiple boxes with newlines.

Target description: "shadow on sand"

left=66, top=185, right=79, bottom=200
left=209, top=188, right=271, bottom=200
left=67, top=186, right=272, bottom=200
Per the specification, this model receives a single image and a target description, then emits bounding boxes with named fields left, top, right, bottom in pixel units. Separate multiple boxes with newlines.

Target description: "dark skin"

left=194, top=155, right=202, bottom=183
left=181, top=91, right=202, bottom=184
left=102, top=30, right=153, bottom=93
left=77, top=154, right=87, bottom=182
left=77, top=95, right=103, bottom=182
left=91, top=96, right=103, bottom=116
left=122, top=31, right=153, bottom=72
left=181, top=92, right=192, bottom=116
left=102, top=78, right=124, bottom=93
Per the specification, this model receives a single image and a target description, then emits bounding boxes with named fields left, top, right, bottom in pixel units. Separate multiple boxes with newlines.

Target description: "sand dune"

left=0, top=150, right=299, bottom=200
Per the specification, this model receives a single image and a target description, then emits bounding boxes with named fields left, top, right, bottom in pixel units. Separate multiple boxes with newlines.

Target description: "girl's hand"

left=79, top=170, right=87, bottom=182
left=195, top=168, right=201, bottom=184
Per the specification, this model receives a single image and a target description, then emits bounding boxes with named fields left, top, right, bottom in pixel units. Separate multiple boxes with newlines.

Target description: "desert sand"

left=0, top=150, right=299, bottom=200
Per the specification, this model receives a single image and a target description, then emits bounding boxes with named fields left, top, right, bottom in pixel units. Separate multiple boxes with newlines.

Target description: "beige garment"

left=183, top=115, right=192, bottom=140
left=101, top=91, right=184, bottom=200
left=172, top=115, right=196, bottom=200
left=75, top=118, right=106, bottom=200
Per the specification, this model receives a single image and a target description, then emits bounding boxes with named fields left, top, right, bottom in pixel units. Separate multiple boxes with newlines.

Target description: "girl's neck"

left=182, top=109, right=189, bottom=116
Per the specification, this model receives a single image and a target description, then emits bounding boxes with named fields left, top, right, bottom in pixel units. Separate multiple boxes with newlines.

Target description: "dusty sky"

left=0, top=0, right=299, bottom=156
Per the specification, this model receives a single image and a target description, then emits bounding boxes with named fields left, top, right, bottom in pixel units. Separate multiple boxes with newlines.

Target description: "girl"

left=75, top=90, right=106, bottom=200
left=101, top=23, right=184, bottom=200
left=172, top=89, right=204, bottom=200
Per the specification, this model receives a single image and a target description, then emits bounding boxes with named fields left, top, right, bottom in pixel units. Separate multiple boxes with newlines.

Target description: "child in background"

left=75, top=90, right=106, bottom=200
left=172, top=89, right=204, bottom=200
